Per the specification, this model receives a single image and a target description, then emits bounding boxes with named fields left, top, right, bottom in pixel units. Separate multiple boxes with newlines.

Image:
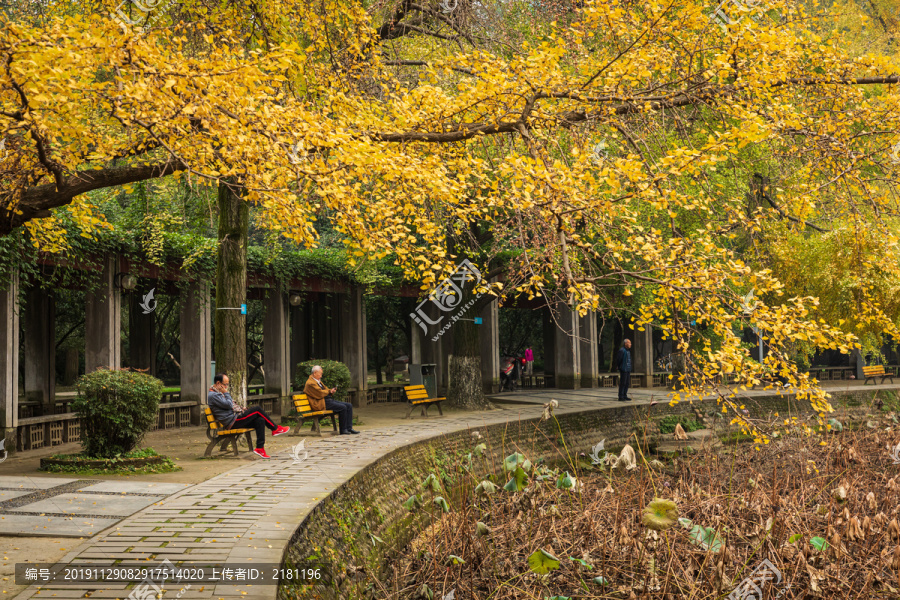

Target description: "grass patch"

left=877, top=390, right=900, bottom=412
left=720, top=430, right=756, bottom=444
left=40, top=448, right=181, bottom=475
left=658, top=415, right=705, bottom=434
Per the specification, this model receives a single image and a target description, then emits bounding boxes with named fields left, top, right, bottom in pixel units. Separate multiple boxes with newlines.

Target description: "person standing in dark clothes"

left=617, top=339, right=633, bottom=402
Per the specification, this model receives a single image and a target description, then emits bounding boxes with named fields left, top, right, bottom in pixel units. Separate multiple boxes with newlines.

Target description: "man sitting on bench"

left=304, top=365, right=359, bottom=435
left=208, top=373, right=290, bottom=458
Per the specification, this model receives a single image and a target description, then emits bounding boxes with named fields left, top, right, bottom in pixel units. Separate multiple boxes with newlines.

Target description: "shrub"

left=72, top=368, right=162, bottom=458
left=295, top=359, right=352, bottom=402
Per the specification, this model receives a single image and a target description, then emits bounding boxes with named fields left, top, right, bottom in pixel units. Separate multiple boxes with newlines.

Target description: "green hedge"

left=295, top=360, right=352, bottom=402
left=72, top=369, right=162, bottom=458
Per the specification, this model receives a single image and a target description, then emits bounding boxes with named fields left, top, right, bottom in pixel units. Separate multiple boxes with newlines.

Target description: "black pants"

left=324, top=397, right=353, bottom=432
left=232, top=405, right=277, bottom=448
left=618, top=371, right=631, bottom=400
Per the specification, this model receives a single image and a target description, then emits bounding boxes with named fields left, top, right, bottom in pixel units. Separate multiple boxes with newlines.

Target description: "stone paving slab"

left=10, top=493, right=168, bottom=517
left=0, top=514, right=119, bottom=537
left=0, top=476, right=77, bottom=489
left=76, top=482, right=189, bottom=495
left=0, top=476, right=189, bottom=539
left=0, top=490, right=34, bottom=501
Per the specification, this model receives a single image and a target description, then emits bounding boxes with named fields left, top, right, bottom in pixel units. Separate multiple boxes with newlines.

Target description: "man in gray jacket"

left=208, top=373, right=289, bottom=458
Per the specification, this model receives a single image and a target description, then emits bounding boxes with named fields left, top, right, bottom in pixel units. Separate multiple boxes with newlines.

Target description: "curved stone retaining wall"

left=278, top=388, right=894, bottom=599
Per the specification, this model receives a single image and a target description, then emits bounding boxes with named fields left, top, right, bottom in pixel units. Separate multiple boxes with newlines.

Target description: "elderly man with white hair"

left=303, top=365, right=359, bottom=434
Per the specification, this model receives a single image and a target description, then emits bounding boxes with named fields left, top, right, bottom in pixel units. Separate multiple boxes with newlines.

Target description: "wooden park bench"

left=403, top=384, right=445, bottom=418
left=203, top=406, right=253, bottom=457
left=290, top=393, right=337, bottom=436
left=864, top=365, right=895, bottom=385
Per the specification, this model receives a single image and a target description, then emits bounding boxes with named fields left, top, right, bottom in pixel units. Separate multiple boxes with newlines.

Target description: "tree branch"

left=2, top=158, right=185, bottom=234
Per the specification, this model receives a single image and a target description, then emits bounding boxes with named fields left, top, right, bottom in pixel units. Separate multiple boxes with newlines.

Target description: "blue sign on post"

left=474, top=317, right=482, bottom=325
left=240, top=304, right=247, bottom=315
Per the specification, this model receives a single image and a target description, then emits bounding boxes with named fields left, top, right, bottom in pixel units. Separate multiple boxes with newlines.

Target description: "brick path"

left=12, top=383, right=887, bottom=600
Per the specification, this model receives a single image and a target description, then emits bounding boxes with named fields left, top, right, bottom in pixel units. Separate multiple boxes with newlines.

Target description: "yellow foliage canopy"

left=1, top=0, right=900, bottom=439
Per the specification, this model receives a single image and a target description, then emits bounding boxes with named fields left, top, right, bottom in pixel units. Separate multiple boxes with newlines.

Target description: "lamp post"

left=114, top=272, right=137, bottom=291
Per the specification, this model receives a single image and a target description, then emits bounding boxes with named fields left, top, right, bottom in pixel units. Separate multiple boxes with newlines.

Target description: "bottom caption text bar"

left=16, top=563, right=331, bottom=586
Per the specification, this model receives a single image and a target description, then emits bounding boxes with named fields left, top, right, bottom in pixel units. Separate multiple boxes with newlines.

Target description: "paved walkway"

left=12, top=382, right=890, bottom=600
left=0, top=479, right=189, bottom=537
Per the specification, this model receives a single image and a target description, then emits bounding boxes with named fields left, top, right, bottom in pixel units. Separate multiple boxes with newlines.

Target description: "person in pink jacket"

left=524, top=346, right=534, bottom=376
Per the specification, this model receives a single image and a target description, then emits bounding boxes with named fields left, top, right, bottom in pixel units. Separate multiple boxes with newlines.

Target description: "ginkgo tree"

left=1, top=0, right=900, bottom=435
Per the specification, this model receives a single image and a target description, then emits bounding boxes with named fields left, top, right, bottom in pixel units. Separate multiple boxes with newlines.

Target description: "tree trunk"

left=447, top=290, right=493, bottom=410
left=214, top=181, right=249, bottom=406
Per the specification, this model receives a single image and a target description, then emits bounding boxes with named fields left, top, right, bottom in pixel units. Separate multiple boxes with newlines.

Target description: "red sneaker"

left=253, top=448, right=271, bottom=459
left=272, top=425, right=290, bottom=437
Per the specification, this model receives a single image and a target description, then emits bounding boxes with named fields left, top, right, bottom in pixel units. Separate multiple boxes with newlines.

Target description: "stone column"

left=63, top=348, right=79, bottom=386
left=542, top=306, right=556, bottom=382
left=328, top=294, right=342, bottom=361
left=264, top=291, right=291, bottom=414
left=85, top=254, right=121, bottom=373
left=479, top=296, right=500, bottom=394
left=340, top=286, right=368, bottom=406
left=180, top=281, right=212, bottom=424
left=579, top=311, right=599, bottom=388
left=421, top=324, right=438, bottom=368
left=418, top=304, right=441, bottom=392
left=631, top=323, right=654, bottom=387
left=310, top=298, right=326, bottom=359
left=128, top=288, right=156, bottom=375
left=438, top=327, right=452, bottom=395
left=0, top=271, right=19, bottom=455
left=852, top=348, right=865, bottom=380
left=23, top=287, right=55, bottom=412
left=553, top=304, right=581, bottom=389
left=290, top=302, right=311, bottom=384
left=410, top=315, right=423, bottom=365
